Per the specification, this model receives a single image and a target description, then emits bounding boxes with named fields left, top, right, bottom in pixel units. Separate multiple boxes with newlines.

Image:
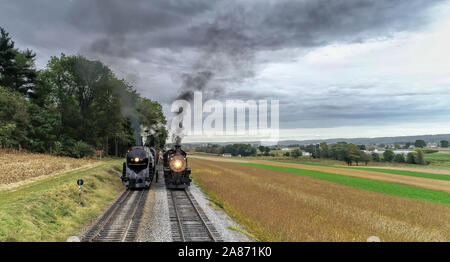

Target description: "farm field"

left=189, top=157, right=450, bottom=241
left=0, top=159, right=123, bottom=241
left=191, top=155, right=450, bottom=193
left=0, top=149, right=97, bottom=189
left=425, top=153, right=450, bottom=168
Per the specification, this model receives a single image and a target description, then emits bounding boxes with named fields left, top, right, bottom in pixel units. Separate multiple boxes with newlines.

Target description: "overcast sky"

left=1, top=0, right=450, bottom=142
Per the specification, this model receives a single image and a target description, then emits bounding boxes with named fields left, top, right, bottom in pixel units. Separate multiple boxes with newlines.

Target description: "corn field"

left=0, top=149, right=95, bottom=186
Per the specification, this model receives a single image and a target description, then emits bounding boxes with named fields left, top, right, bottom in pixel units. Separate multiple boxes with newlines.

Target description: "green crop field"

left=234, top=162, right=450, bottom=205
left=348, top=167, right=450, bottom=181
left=274, top=160, right=450, bottom=181
left=425, top=153, right=450, bottom=168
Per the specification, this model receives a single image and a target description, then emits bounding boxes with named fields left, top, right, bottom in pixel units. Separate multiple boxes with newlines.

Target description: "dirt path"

left=190, top=155, right=450, bottom=193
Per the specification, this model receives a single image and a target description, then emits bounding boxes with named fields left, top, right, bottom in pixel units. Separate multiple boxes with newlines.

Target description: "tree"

left=406, top=152, right=416, bottom=164
left=0, top=87, right=30, bottom=148
left=27, top=103, right=60, bottom=153
left=415, top=140, right=426, bottom=148
left=416, top=149, right=425, bottom=165
left=360, top=152, right=371, bottom=166
left=0, top=27, right=168, bottom=156
left=319, top=142, right=329, bottom=158
left=348, top=144, right=361, bottom=166
left=305, top=144, right=317, bottom=157
left=383, top=150, right=395, bottom=162
left=403, top=142, right=413, bottom=149
left=291, top=149, right=302, bottom=158
left=367, top=146, right=376, bottom=151
left=223, top=144, right=256, bottom=157
left=441, top=140, right=449, bottom=148
left=371, top=152, right=380, bottom=162
left=330, top=142, right=349, bottom=161
left=394, top=154, right=405, bottom=163
left=0, top=27, right=37, bottom=94
left=138, top=97, right=168, bottom=149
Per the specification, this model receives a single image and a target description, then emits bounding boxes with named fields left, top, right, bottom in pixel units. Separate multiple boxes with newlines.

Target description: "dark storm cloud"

left=64, top=0, right=443, bottom=56
left=62, top=0, right=443, bottom=105
left=68, top=0, right=217, bottom=35
left=0, top=0, right=447, bottom=136
left=1, top=0, right=442, bottom=66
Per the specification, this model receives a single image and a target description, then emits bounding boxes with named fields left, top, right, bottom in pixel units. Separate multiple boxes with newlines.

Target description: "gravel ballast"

left=136, top=164, right=252, bottom=242
left=136, top=165, right=172, bottom=242
left=188, top=182, right=253, bottom=242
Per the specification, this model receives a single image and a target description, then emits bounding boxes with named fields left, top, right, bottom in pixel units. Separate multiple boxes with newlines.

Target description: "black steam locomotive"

left=121, top=146, right=157, bottom=189
left=163, top=145, right=191, bottom=189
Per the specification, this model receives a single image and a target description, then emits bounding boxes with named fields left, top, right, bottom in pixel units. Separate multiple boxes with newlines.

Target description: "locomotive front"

left=121, top=146, right=153, bottom=189
left=163, top=145, right=191, bottom=189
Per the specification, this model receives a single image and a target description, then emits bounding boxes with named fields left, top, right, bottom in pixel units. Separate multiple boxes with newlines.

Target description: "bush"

left=422, top=149, right=438, bottom=154
left=291, top=149, right=302, bottom=158
left=407, top=152, right=416, bottom=164
left=383, top=150, right=395, bottom=162
left=53, top=141, right=63, bottom=155
left=53, top=136, right=94, bottom=158
left=73, top=141, right=95, bottom=158
left=416, top=149, right=426, bottom=165
left=371, top=152, right=380, bottom=162
left=394, top=154, right=405, bottom=163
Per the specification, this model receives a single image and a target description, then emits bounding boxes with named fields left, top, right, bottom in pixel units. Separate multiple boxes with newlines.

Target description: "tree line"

left=196, top=142, right=428, bottom=165
left=301, top=142, right=427, bottom=165
left=0, top=27, right=167, bottom=157
left=195, top=144, right=257, bottom=157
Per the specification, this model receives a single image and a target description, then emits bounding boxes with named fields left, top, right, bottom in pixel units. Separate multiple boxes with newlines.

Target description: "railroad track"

left=168, top=189, right=222, bottom=242
left=82, top=189, right=148, bottom=242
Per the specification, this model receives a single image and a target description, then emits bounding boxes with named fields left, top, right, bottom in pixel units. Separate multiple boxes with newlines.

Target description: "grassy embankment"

left=190, top=158, right=450, bottom=241
left=0, top=159, right=123, bottom=241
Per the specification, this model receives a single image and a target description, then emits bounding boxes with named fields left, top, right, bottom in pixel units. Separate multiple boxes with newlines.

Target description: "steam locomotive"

left=121, top=146, right=157, bottom=189
left=163, top=145, right=191, bottom=189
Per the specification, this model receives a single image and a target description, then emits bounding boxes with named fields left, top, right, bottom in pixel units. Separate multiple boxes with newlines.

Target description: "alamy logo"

left=171, top=92, right=279, bottom=144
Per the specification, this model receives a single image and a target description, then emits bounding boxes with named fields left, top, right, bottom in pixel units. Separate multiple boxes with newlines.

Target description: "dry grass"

left=252, top=160, right=450, bottom=193
left=190, top=158, right=450, bottom=242
left=190, top=156, right=450, bottom=193
left=0, top=149, right=96, bottom=187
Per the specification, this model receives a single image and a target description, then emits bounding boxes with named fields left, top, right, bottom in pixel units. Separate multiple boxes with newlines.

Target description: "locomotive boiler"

left=121, top=146, right=155, bottom=189
left=163, top=145, right=191, bottom=189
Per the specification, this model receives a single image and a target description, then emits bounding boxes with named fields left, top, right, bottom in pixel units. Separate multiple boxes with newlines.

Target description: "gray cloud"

left=0, top=0, right=448, bottom=139
left=62, top=0, right=443, bottom=103
left=64, top=0, right=443, bottom=54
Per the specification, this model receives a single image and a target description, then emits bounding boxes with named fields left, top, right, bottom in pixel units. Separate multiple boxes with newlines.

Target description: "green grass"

left=426, top=153, right=450, bottom=168
left=271, top=160, right=450, bottom=181
left=348, top=168, right=450, bottom=181
left=272, top=159, right=341, bottom=167
left=0, top=160, right=124, bottom=242
left=233, top=162, right=450, bottom=205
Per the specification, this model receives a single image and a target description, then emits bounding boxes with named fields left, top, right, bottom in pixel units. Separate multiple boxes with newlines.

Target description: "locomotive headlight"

left=169, top=157, right=186, bottom=172
left=174, top=160, right=182, bottom=169
left=134, top=157, right=140, bottom=163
